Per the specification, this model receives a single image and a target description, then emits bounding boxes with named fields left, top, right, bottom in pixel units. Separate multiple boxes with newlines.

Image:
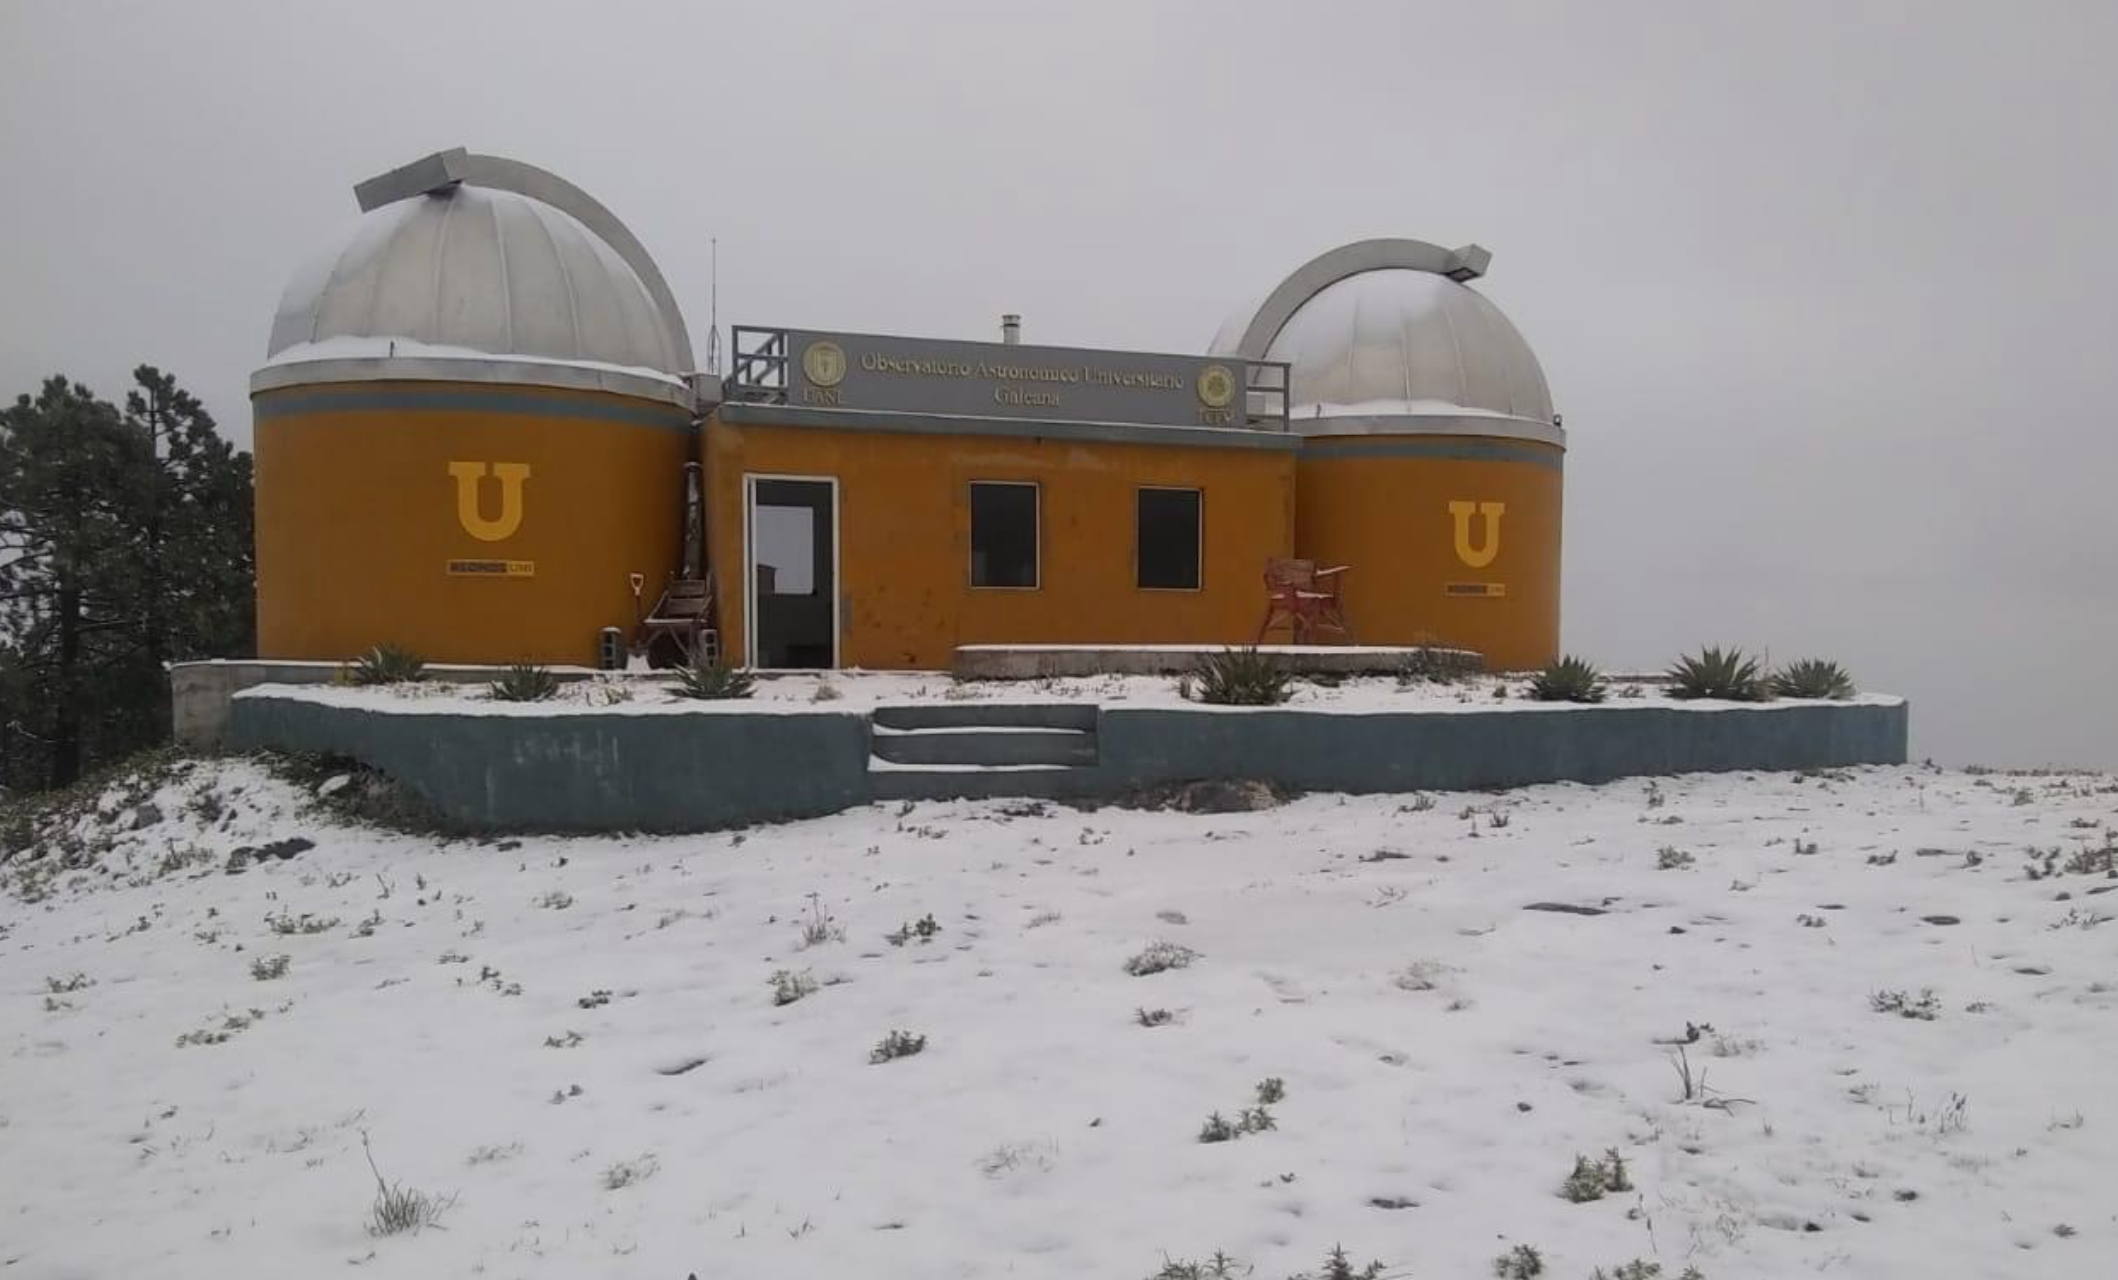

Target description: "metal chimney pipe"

left=1001, top=313, right=1021, bottom=345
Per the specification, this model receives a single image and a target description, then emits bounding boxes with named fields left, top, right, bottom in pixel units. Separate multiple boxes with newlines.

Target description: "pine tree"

left=0, top=369, right=253, bottom=791
left=0, top=378, right=154, bottom=787
left=123, top=366, right=256, bottom=689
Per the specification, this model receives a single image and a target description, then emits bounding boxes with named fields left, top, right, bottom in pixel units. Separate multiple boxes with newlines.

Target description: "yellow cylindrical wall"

left=254, top=380, right=693, bottom=665
left=704, top=416, right=1298, bottom=669
left=1295, top=436, right=1562, bottom=670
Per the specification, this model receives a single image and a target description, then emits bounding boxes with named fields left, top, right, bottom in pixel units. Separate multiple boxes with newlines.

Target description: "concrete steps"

left=868, top=703, right=1100, bottom=800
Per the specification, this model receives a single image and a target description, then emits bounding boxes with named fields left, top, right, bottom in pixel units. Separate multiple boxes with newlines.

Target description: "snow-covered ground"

left=3, top=759, right=2113, bottom=1279
left=253, top=668, right=1904, bottom=718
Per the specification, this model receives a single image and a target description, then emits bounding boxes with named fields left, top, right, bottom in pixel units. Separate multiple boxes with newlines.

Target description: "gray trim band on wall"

left=715, top=403, right=1303, bottom=452
left=1300, top=437, right=1565, bottom=470
left=252, top=386, right=697, bottom=436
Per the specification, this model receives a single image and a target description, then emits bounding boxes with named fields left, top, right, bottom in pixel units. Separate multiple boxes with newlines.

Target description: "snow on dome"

left=1212, top=239, right=1557, bottom=440
left=266, top=184, right=686, bottom=378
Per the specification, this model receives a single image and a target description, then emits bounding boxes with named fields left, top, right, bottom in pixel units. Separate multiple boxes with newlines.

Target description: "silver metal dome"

left=255, top=149, right=695, bottom=408
left=1213, top=238, right=1559, bottom=444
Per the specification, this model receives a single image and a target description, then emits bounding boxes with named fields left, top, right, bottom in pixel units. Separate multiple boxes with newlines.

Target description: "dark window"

left=970, top=482, right=1039, bottom=588
left=1136, top=487, right=1202, bottom=590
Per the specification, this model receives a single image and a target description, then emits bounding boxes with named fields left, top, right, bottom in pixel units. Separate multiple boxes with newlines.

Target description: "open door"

left=744, top=475, right=838, bottom=668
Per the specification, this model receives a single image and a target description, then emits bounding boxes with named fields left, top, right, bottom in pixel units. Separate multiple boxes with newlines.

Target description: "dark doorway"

left=747, top=477, right=836, bottom=668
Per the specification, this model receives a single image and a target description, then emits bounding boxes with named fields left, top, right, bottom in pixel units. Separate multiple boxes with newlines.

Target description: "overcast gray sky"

left=3, top=0, right=2113, bottom=768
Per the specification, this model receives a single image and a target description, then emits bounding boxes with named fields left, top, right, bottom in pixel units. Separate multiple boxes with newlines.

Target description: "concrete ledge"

left=172, top=660, right=605, bottom=749
left=226, top=687, right=1908, bottom=834
left=953, top=644, right=1478, bottom=680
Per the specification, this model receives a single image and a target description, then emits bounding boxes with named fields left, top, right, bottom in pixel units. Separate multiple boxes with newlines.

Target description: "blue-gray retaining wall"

left=1098, top=701, right=1909, bottom=795
left=230, top=697, right=873, bottom=833
left=229, top=693, right=1908, bottom=833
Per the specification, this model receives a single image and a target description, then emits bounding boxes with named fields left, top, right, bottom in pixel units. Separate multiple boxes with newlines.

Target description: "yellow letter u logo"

left=447, top=462, right=531, bottom=542
left=1448, top=500, right=1505, bottom=569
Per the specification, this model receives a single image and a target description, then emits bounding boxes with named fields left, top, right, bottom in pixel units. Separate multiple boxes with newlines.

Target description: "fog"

left=3, top=0, right=2113, bottom=767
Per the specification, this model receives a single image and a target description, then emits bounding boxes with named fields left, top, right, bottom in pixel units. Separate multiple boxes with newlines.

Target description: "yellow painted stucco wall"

left=1294, top=438, right=1563, bottom=670
left=703, top=417, right=1298, bottom=668
left=253, top=381, right=692, bottom=665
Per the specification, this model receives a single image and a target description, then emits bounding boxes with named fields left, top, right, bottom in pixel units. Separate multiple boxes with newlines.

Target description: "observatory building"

left=251, top=150, right=1566, bottom=672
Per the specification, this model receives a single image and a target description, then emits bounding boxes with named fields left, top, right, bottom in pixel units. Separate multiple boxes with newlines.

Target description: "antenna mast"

left=708, top=236, right=720, bottom=375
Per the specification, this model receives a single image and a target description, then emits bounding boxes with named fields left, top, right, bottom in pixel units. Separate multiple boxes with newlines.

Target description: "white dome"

left=266, top=184, right=686, bottom=377
left=1265, top=270, right=1551, bottom=423
left=1212, top=238, right=1558, bottom=442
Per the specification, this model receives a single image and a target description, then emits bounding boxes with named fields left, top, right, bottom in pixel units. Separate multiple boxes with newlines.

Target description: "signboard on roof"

left=780, top=328, right=1259, bottom=430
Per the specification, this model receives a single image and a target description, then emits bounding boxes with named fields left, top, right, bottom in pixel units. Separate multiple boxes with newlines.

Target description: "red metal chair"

left=1257, top=558, right=1353, bottom=644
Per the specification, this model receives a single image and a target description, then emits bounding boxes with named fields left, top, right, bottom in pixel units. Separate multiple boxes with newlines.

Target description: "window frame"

left=1134, top=485, right=1204, bottom=593
left=967, top=479, right=1042, bottom=591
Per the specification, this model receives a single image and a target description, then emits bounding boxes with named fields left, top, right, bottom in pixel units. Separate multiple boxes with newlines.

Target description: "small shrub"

left=601, top=1154, right=659, bottom=1190
left=870, top=1029, right=927, bottom=1063
left=1666, top=646, right=1767, bottom=701
left=1398, top=645, right=1480, bottom=685
left=361, top=1131, right=455, bottom=1236
left=886, top=913, right=942, bottom=946
left=769, top=969, right=819, bottom=1006
left=175, top=1007, right=269, bottom=1047
left=798, top=892, right=844, bottom=947
left=1198, top=1105, right=1276, bottom=1143
left=671, top=659, right=756, bottom=700
left=1136, top=1006, right=1176, bottom=1027
left=1148, top=1252, right=1243, bottom=1280
left=1872, top=988, right=1941, bottom=1020
left=250, top=954, right=291, bottom=981
left=1493, top=1244, right=1546, bottom=1279
left=1656, top=845, right=1695, bottom=871
left=1183, top=647, right=1292, bottom=706
left=1769, top=658, right=1855, bottom=700
left=1589, top=1264, right=1705, bottom=1280
left=44, top=973, right=94, bottom=994
left=1560, top=1148, right=1632, bottom=1202
left=1125, top=941, right=1199, bottom=976
left=1255, top=1076, right=1287, bottom=1105
left=268, top=911, right=340, bottom=936
left=1529, top=654, right=1607, bottom=703
left=1296, top=1246, right=1385, bottom=1280
left=488, top=663, right=559, bottom=702
left=347, top=644, right=426, bottom=686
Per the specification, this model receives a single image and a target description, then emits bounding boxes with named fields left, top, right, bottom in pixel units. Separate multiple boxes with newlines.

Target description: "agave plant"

left=1666, top=646, right=1768, bottom=701
left=671, top=658, right=756, bottom=700
left=487, top=663, right=559, bottom=702
left=1529, top=654, right=1608, bottom=703
left=346, top=644, right=426, bottom=686
left=1770, top=658, right=1855, bottom=700
left=1182, top=647, right=1293, bottom=706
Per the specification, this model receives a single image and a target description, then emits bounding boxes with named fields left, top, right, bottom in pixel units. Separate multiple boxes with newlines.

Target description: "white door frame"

left=742, top=472, right=841, bottom=670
